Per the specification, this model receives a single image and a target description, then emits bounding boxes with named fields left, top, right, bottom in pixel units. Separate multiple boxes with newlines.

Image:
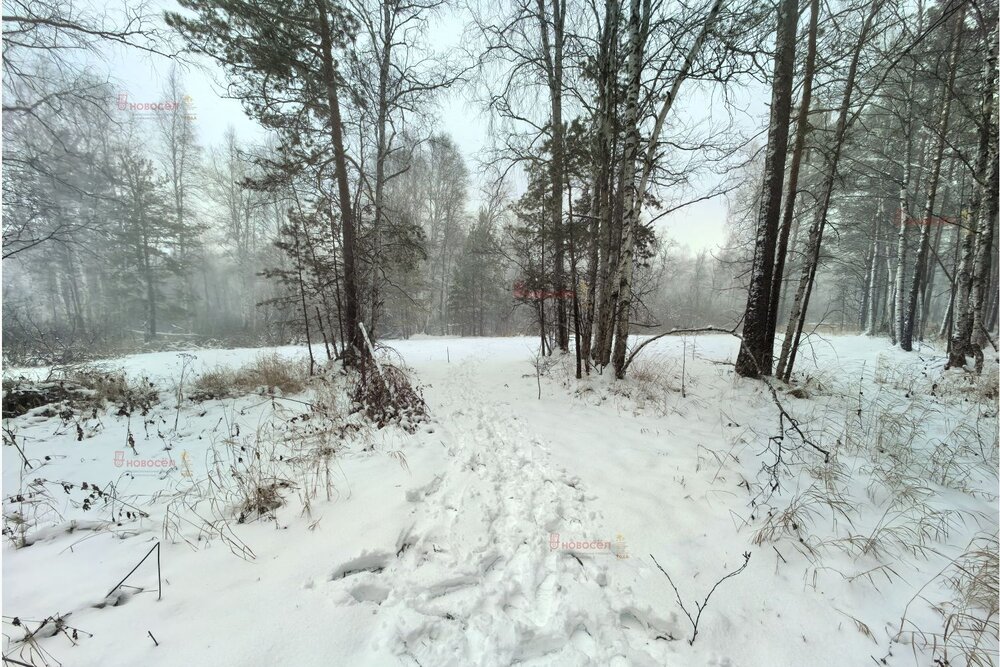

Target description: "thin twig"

left=650, top=551, right=752, bottom=645
left=106, top=542, right=161, bottom=600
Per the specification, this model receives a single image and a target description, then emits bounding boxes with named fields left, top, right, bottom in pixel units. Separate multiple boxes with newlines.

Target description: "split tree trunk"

left=767, top=0, right=818, bottom=350
left=611, top=0, right=724, bottom=378
left=775, top=0, right=881, bottom=381
left=735, top=0, right=798, bottom=378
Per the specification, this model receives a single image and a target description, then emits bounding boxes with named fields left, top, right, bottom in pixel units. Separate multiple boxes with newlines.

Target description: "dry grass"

left=190, top=367, right=238, bottom=400
left=890, top=534, right=1000, bottom=667
left=753, top=480, right=856, bottom=557
left=190, top=354, right=308, bottom=401
left=612, top=353, right=686, bottom=416
left=931, top=535, right=1000, bottom=666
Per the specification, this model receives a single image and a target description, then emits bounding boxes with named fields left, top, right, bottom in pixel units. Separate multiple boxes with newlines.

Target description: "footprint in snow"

left=329, top=551, right=390, bottom=581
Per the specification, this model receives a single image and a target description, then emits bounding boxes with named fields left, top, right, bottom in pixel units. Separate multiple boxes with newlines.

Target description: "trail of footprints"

left=326, top=361, right=677, bottom=665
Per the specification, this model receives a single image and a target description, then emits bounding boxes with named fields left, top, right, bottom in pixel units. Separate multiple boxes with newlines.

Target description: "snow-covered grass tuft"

left=190, top=353, right=309, bottom=400
left=890, top=533, right=999, bottom=666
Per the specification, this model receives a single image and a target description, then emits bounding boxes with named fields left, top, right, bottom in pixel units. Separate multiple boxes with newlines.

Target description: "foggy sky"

left=98, top=0, right=764, bottom=253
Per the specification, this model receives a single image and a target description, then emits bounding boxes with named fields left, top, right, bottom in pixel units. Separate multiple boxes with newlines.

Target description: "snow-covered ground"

left=3, top=335, right=997, bottom=666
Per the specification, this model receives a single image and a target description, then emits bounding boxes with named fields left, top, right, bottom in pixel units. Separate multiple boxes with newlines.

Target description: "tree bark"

left=536, top=0, right=569, bottom=352
left=775, top=0, right=881, bottom=381
left=369, top=0, right=393, bottom=340
left=891, top=5, right=927, bottom=346
left=865, top=200, right=885, bottom=335
left=968, top=29, right=999, bottom=364
left=767, top=0, right=818, bottom=349
left=901, top=10, right=961, bottom=351
left=735, top=0, right=798, bottom=378
left=316, top=0, right=366, bottom=366
left=609, top=0, right=646, bottom=379
left=611, top=0, right=724, bottom=378
left=582, top=0, right=618, bottom=371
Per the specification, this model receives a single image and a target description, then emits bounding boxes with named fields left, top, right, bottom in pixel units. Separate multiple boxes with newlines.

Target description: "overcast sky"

left=100, top=1, right=766, bottom=254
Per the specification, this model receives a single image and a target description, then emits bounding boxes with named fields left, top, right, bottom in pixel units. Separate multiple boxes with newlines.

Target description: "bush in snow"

left=2, top=366, right=159, bottom=418
left=63, top=366, right=158, bottom=416
left=349, top=357, right=427, bottom=433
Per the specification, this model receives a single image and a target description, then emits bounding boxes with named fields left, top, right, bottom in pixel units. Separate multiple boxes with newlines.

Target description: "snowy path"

left=329, top=356, right=674, bottom=665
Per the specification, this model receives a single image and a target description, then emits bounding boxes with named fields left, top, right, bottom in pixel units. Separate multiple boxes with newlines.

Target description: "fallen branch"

left=626, top=325, right=830, bottom=463
left=761, top=378, right=830, bottom=463
left=623, top=326, right=739, bottom=374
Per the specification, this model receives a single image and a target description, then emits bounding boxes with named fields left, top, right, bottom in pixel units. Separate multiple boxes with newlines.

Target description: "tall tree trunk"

left=611, top=0, right=724, bottom=378
left=582, top=0, right=618, bottom=371
left=941, top=214, right=964, bottom=342
left=987, top=258, right=1000, bottom=333
left=901, top=11, right=961, bottom=351
left=369, top=0, right=392, bottom=340
left=775, top=0, right=881, bottom=381
left=891, top=5, right=927, bottom=345
left=735, top=0, right=798, bottom=378
left=865, top=201, right=885, bottom=334
left=767, top=0, right=818, bottom=349
left=970, top=135, right=999, bottom=357
left=968, top=27, right=999, bottom=364
left=595, top=146, right=623, bottom=367
left=893, top=187, right=910, bottom=344
left=316, top=0, right=365, bottom=366
left=918, top=210, right=946, bottom=340
left=537, top=0, right=569, bottom=352
left=609, top=0, right=646, bottom=379
left=567, top=178, right=583, bottom=378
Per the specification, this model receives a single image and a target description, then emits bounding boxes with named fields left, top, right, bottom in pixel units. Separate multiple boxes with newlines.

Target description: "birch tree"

left=610, top=0, right=725, bottom=378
